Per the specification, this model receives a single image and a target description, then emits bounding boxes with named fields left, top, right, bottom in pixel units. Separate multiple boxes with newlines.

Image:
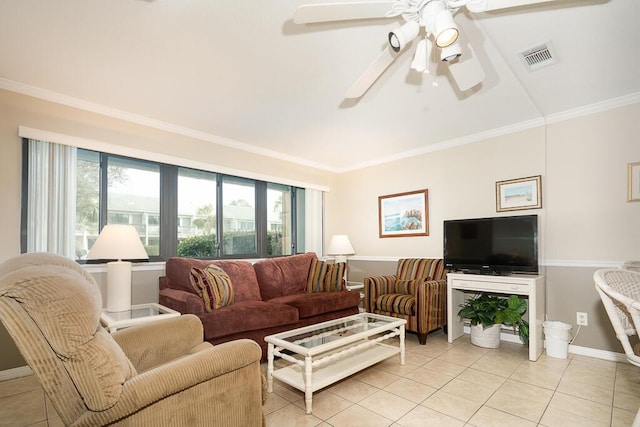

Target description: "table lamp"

left=87, top=224, right=148, bottom=312
left=326, top=234, right=355, bottom=264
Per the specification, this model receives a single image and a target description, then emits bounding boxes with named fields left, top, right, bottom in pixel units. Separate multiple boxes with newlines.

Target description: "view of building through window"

left=222, top=177, right=256, bottom=256
left=73, top=149, right=297, bottom=260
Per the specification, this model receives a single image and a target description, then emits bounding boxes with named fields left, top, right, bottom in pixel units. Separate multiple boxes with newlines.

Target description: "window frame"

left=20, top=141, right=303, bottom=262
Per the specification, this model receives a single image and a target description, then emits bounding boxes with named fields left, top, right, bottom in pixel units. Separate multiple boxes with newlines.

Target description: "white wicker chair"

left=623, top=260, right=640, bottom=273
left=593, top=268, right=640, bottom=367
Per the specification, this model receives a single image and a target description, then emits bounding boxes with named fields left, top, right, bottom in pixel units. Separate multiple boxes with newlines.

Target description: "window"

left=75, top=149, right=100, bottom=259
left=177, top=168, right=217, bottom=258
left=222, top=177, right=256, bottom=256
left=267, top=183, right=292, bottom=256
left=22, top=140, right=307, bottom=261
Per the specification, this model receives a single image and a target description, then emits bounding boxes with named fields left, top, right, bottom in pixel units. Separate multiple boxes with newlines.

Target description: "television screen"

left=443, top=215, right=538, bottom=275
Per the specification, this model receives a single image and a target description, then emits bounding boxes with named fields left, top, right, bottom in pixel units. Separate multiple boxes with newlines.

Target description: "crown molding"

left=3, top=78, right=639, bottom=175
left=544, top=92, right=640, bottom=125
left=0, top=78, right=335, bottom=173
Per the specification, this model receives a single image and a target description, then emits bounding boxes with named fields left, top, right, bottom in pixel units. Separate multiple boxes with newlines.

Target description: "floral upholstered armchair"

left=364, top=258, right=447, bottom=344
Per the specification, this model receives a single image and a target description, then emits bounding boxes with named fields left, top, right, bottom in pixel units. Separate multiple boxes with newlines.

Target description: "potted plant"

left=457, top=293, right=529, bottom=348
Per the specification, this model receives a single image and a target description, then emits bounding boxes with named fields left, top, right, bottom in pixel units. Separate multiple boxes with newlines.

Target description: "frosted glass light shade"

left=87, top=225, right=148, bottom=261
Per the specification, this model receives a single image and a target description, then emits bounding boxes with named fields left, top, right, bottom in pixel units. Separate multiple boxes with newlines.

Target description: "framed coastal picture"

left=378, top=189, right=428, bottom=238
left=629, top=162, right=640, bottom=202
left=496, top=175, right=542, bottom=212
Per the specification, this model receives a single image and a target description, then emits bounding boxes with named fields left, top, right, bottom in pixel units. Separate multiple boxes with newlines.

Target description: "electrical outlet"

left=576, top=312, right=588, bottom=326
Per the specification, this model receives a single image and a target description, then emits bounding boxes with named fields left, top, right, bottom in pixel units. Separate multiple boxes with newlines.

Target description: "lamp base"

left=106, top=261, right=132, bottom=312
left=334, top=255, right=348, bottom=264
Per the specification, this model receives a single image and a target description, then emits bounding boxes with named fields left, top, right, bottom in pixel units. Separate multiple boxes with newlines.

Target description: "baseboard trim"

left=568, top=344, right=628, bottom=363
left=459, top=328, right=629, bottom=363
left=0, top=366, right=33, bottom=381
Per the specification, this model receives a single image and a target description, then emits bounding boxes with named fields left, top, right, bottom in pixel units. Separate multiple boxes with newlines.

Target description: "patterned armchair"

left=364, top=258, right=447, bottom=344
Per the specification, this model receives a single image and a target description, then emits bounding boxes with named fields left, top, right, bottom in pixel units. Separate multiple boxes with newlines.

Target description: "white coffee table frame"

left=100, top=303, right=180, bottom=332
left=265, top=313, right=406, bottom=415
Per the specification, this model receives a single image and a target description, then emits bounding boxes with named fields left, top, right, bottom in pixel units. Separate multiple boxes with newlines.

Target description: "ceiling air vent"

left=519, top=41, right=558, bottom=71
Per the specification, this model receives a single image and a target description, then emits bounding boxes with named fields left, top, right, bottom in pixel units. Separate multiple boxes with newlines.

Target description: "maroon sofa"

left=159, top=252, right=361, bottom=359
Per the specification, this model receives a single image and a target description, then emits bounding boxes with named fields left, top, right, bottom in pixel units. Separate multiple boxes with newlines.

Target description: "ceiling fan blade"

left=447, top=42, right=485, bottom=91
left=466, top=0, right=557, bottom=12
left=345, top=46, right=398, bottom=98
left=294, top=1, right=397, bottom=24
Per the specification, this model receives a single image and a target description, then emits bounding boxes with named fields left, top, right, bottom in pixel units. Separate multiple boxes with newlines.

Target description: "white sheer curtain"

left=27, top=139, right=77, bottom=258
left=304, top=188, right=324, bottom=256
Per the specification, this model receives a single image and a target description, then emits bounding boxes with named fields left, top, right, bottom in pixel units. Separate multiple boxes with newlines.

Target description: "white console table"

left=447, top=273, right=545, bottom=361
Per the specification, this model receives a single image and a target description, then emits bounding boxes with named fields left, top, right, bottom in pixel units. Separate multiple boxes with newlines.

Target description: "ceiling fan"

left=294, top=0, right=558, bottom=98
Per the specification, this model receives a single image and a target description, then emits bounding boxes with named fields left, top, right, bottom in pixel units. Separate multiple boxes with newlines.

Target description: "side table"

left=100, top=303, right=180, bottom=332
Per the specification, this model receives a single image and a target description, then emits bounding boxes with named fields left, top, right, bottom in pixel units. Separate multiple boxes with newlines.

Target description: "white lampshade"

left=87, top=224, right=149, bottom=261
left=87, top=225, right=148, bottom=312
left=327, top=234, right=355, bottom=259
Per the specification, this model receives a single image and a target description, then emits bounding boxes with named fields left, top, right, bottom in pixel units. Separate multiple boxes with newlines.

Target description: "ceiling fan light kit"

left=388, top=20, right=421, bottom=52
left=410, top=38, right=432, bottom=72
left=294, top=0, right=564, bottom=98
left=440, top=41, right=462, bottom=62
left=433, top=9, right=459, bottom=47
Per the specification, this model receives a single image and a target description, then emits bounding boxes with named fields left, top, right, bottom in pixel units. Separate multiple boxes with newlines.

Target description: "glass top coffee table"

left=100, top=303, right=180, bottom=332
left=265, top=313, right=406, bottom=415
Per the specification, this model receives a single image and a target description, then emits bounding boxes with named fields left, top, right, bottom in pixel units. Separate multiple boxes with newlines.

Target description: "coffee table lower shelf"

left=272, top=343, right=399, bottom=392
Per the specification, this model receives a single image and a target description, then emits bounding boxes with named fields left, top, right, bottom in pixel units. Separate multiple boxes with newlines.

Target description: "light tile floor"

left=1, top=332, right=639, bottom=426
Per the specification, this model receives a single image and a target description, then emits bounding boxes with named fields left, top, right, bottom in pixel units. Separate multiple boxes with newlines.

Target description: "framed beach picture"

left=378, top=189, right=429, bottom=238
left=496, top=175, right=542, bottom=212
left=629, top=162, right=640, bottom=202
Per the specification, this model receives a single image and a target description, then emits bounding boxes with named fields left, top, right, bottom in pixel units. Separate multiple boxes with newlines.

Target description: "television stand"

left=446, top=273, right=545, bottom=361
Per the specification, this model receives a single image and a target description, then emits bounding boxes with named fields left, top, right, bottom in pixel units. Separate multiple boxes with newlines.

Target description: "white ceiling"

left=0, top=0, right=638, bottom=172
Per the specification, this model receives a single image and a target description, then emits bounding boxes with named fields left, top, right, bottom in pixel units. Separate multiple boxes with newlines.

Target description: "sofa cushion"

left=307, top=259, right=346, bottom=293
left=189, top=265, right=235, bottom=311
left=376, top=294, right=416, bottom=316
left=165, top=257, right=262, bottom=302
left=254, top=253, right=317, bottom=301
left=198, top=300, right=299, bottom=340
left=269, top=290, right=361, bottom=319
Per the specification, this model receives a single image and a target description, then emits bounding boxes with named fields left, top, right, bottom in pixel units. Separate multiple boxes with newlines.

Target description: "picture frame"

left=496, top=175, right=542, bottom=212
left=378, top=189, right=428, bottom=238
left=628, top=162, right=640, bottom=202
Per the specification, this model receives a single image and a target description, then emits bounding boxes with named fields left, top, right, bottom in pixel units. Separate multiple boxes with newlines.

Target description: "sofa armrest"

left=76, top=339, right=263, bottom=426
left=364, top=275, right=397, bottom=312
left=159, top=288, right=205, bottom=315
left=415, top=279, right=447, bottom=331
left=112, top=314, right=206, bottom=372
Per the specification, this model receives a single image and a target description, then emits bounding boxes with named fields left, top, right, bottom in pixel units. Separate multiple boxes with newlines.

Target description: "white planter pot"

left=470, top=323, right=501, bottom=348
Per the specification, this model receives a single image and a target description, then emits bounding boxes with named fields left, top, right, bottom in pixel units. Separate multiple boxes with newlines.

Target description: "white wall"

left=327, top=102, right=640, bottom=354
left=326, top=126, right=546, bottom=258
left=545, top=106, right=640, bottom=261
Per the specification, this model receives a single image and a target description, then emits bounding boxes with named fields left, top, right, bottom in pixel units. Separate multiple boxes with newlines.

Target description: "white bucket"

left=543, top=321, right=572, bottom=359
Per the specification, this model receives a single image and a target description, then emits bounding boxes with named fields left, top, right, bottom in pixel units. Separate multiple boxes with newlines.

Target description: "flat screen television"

left=443, top=214, right=538, bottom=275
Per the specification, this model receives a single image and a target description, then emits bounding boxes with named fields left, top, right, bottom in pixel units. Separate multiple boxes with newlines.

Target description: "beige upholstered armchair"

left=364, top=258, right=447, bottom=344
left=0, top=253, right=265, bottom=426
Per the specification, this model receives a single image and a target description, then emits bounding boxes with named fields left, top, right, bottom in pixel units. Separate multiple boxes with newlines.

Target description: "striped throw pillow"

left=307, top=259, right=346, bottom=293
left=189, top=265, right=235, bottom=312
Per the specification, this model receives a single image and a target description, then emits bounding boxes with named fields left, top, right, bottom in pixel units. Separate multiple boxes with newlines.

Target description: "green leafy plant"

left=457, top=293, right=529, bottom=345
